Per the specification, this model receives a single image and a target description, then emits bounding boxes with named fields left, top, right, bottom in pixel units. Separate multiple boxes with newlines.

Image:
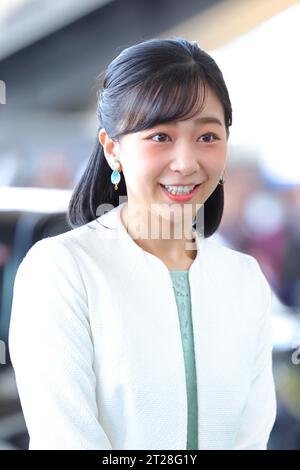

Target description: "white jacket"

left=8, top=202, right=276, bottom=450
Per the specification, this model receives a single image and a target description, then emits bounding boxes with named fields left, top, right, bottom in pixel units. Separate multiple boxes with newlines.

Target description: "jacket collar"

left=96, top=201, right=207, bottom=277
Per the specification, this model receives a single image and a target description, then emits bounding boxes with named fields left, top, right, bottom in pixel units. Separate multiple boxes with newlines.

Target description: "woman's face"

left=99, top=86, right=228, bottom=227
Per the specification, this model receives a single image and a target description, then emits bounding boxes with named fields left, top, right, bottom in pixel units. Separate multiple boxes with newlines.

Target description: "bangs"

left=117, top=66, right=208, bottom=136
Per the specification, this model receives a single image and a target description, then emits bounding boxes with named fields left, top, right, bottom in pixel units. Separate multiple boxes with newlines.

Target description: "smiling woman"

left=67, top=37, right=232, bottom=239
left=9, top=37, right=276, bottom=451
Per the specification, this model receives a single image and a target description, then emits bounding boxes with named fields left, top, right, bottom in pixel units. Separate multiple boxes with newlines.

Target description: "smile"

left=159, top=183, right=201, bottom=202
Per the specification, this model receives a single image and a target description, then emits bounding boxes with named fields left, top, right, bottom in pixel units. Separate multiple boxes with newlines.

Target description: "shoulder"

left=17, top=216, right=109, bottom=275
left=18, top=204, right=125, bottom=278
left=203, top=237, right=271, bottom=308
left=13, top=222, right=98, bottom=298
left=203, top=236, right=259, bottom=271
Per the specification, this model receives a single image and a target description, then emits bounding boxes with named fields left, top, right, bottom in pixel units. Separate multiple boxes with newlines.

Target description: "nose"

left=169, top=143, right=200, bottom=175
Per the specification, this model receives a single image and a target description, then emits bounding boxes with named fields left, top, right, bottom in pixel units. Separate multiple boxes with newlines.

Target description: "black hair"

left=67, top=37, right=232, bottom=237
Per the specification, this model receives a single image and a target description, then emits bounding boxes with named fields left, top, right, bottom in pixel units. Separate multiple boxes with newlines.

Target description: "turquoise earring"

left=111, top=158, right=122, bottom=190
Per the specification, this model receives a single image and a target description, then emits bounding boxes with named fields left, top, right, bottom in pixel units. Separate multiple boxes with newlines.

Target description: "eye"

left=149, top=132, right=220, bottom=143
left=199, top=133, right=220, bottom=143
left=150, top=133, right=170, bottom=143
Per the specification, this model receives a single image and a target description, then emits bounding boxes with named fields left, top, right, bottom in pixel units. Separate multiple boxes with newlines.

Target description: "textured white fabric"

left=8, top=202, right=277, bottom=450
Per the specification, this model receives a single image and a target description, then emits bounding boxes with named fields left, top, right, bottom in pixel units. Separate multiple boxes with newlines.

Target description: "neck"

left=120, top=202, right=197, bottom=263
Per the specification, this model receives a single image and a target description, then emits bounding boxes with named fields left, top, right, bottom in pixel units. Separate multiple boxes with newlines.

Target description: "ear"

left=98, top=128, right=121, bottom=169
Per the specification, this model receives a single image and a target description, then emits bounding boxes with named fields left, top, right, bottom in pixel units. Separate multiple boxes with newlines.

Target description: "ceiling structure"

left=1, top=0, right=298, bottom=111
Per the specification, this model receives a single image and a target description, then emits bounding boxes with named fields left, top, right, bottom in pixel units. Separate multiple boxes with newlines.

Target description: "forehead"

left=151, top=88, right=225, bottom=130
left=188, top=86, right=225, bottom=121
left=157, top=86, right=225, bottom=126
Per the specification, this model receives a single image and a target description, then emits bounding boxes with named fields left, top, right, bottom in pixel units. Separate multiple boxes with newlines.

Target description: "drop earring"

left=218, top=170, right=226, bottom=185
left=111, top=158, right=122, bottom=190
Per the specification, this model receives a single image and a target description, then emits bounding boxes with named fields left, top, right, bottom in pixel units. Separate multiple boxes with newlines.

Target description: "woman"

left=8, top=37, right=276, bottom=450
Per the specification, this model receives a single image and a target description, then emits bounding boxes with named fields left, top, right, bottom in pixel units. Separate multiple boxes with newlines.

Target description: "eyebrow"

left=192, top=115, right=224, bottom=127
left=161, top=115, right=224, bottom=128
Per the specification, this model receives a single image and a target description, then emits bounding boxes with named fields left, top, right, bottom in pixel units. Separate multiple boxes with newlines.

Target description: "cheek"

left=205, top=149, right=227, bottom=175
left=136, top=149, right=164, bottom=178
left=122, top=158, right=162, bottom=195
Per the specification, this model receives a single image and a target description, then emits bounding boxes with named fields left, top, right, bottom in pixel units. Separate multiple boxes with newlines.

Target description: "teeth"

left=163, top=184, right=196, bottom=195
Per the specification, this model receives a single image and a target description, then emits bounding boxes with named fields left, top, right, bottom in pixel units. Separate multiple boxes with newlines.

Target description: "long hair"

left=67, top=37, right=232, bottom=237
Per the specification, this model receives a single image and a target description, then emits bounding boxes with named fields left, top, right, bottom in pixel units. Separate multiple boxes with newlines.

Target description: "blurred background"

left=0, top=0, right=300, bottom=450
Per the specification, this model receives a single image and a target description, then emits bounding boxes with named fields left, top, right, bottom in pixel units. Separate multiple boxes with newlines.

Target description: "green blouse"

left=169, top=270, right=198, bottom=451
